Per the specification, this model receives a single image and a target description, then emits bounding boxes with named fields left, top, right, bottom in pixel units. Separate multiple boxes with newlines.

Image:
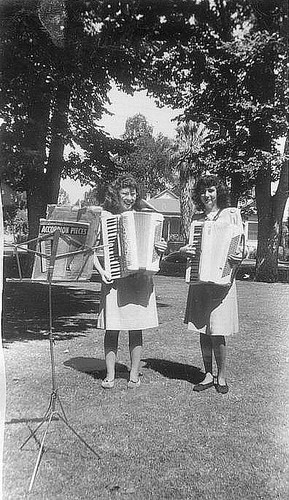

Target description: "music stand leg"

left=19, top=392, right=55, bottom=450
left=20, top=278, right=100, bottom=493
left=56, top=413, right=100, bottom=457
left=28, top=412, right=54, bottom=493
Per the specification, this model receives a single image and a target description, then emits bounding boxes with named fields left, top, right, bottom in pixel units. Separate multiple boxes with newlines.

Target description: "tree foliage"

left=0, top=0, right=207, bottom=241
left=173, top=121, right=209, bottom=239
left=117, top=113, right=177, bottom=198
left=139, top=0, right=288, bottom=281
left=1, top=0, right=288, bottom=281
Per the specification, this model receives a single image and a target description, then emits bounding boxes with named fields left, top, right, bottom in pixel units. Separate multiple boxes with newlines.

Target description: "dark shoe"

left=215, top=382, right=229, bottom=394
left=193, top=381, right=214, bottom=392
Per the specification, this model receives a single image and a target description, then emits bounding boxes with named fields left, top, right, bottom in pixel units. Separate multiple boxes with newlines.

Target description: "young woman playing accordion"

left=180, top=175, right=247, bottom=394
left=94, top=174, right=167, bottom=390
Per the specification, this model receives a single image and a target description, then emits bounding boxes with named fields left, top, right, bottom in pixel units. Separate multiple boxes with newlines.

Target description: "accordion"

left=101, top=211, right=164, bottom=280
left=185, top=210, right=243, bottom=286
left=31, top=205, right=101, bottom=281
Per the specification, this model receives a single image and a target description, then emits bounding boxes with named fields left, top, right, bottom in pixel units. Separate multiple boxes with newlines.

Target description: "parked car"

left=159, top=250, right=289, bottom=282
left=159, top=251, right=187, bottom=277
left=159, top=250, right=257, bottom=281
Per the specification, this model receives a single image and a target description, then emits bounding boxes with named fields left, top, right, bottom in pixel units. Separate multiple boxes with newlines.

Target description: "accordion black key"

left=101, top=211, right=164, bottom=280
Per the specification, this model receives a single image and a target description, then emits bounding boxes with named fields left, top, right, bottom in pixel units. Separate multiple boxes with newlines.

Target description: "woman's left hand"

left=155, top=238, right=167, bottom=255
left=228, top=253, right=243, bottom=266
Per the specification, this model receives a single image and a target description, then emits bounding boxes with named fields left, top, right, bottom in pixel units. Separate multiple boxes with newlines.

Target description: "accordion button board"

left=185, top=215, right=243, bottom=286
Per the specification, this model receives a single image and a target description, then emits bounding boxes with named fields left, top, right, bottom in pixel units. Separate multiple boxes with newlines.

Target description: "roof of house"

left=147, top=197, right=180, bottom=215
left=147, top=189, right=180, bottom=215
left=151, top=189, right=179, bottom=200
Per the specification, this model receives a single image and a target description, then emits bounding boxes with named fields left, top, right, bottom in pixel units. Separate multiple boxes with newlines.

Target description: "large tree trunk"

left=255, top=170, right=279, bottom=281
left=46, top=82, right=71, bottom=203
left=26, top=173, right=48, bottom=242
left=230, top=171, right=245, bottom=207
left=179, top=163, right=196, bottom=241
left=255, top=145, right=288, bottom=282
left=23, top=90, right=50, bottom=242
left=25, top=82, right=71, bottom=243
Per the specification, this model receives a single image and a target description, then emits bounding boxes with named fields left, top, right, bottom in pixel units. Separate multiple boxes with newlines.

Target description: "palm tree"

left=174, top=121, right=209, bottom=240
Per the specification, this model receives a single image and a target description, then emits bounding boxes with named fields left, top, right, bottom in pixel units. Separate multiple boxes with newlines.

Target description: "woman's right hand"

left=179, top=244, right=197, bottom=258
left=100, top=270, right=114, bottom=285
left=94, top=252, right=113, bottom=284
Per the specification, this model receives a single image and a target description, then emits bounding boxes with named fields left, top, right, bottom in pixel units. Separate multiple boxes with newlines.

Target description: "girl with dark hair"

left=102, top=174, right=143, bottom=214
left=180, top=175, right=246, bottom=394
left=193, top=175, right=230, bottom=211
left=94, top=174, right=167, bottom=389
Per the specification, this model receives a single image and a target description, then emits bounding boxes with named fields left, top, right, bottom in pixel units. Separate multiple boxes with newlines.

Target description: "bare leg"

left=199, top=331, right=214, bottom=384
left=129, top=330, right=143, bottom=382
left=104, top=330, right=119, bottom=381
left=212, top=335, right=226, bottom=385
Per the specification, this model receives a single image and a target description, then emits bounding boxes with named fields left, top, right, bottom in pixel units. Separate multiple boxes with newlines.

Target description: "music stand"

left=7, top=229, right=102, bottom=493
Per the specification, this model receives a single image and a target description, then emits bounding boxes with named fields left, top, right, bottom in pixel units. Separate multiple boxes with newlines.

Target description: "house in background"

left=146, top=189, right=183, bottom=251
left=148, top=188, right=289, bottom=259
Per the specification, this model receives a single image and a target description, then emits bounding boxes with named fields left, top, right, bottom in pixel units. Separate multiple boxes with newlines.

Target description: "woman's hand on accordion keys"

left=228, top=253, right=243, bottom=267
left=228, top=241, right=248, bottom=267
left=179, top=244, right=197, bottom=258
left=99, top=270, right=114, bottom=285
left=155, top=238, right=167, bottom=255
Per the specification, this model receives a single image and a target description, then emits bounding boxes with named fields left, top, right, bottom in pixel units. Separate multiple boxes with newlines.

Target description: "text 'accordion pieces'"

left=32, top=204, right=102, bottom=282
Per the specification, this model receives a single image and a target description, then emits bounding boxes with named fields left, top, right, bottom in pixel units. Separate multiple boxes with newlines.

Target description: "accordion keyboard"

left=188, top=223, right=203, bottom=282
left=105, top=217, right=122, bottom=279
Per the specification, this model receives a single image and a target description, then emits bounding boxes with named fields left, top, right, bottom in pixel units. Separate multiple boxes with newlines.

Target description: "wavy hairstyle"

left=102, top=173, right=142, bottom=214
left=193, top=175, right=230, bottom=211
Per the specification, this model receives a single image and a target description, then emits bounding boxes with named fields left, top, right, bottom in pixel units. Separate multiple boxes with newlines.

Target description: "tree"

left=140, top=0, right=288, bottom=281
left=2, top=0, right=287, bottom=282
left=173, top=121, right=209, bottom=240
left=82, top=184, right=107, bottom=207
left=0, top=0, right=205, bottom=242
left=118, top=114, right=177, bottom=198
left=0, top=0, right=122, bottom=241
left=57, top=187, right=70, bottom=205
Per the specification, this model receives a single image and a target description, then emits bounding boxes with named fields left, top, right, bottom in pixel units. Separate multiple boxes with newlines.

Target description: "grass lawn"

left=2, top=276, right=289, bottom=500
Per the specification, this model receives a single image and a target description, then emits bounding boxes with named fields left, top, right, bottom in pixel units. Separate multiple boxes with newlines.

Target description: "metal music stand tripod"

left=8, top=229, right=101, bottom=493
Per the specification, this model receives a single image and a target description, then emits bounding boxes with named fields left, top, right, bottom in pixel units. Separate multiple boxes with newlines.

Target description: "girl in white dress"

left=180, top=175, right=246, bottom=394
left=94, top=174, right=166, bottom=389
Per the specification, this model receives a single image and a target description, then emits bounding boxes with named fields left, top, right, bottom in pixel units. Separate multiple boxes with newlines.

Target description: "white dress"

left=184, top=207, right=243, bottom=336
left=97, top=210, right=158, bottom=331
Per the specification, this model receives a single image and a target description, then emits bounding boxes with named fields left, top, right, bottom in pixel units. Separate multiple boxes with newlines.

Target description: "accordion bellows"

left=101, top=210, right=164, bottom=280
left=185, top=208, right=244, bottom=286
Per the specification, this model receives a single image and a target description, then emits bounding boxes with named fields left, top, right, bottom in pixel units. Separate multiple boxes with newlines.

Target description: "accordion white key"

left=101, top=211, right=164, bottom=280
left=185, top=211, right=243, bottom=286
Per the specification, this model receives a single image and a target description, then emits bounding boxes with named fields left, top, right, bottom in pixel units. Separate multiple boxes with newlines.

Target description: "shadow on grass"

left=156, top=301, right=171, bottom=308
left=142, top=358, right=204, bottom=384
left=3, top=281, right=100, bottom=344
left=64, top=356, right=130, bottom=380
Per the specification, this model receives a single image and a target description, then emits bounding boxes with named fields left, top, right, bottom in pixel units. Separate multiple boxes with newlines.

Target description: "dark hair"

left=102, top=173, right=142, bottom=214
left=193, top=175, right=230, bottom=211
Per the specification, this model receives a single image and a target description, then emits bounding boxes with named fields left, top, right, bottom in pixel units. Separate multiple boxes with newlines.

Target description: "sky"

left=61, top=86, right=287, bottom=206
left=61, top=85, right=182, bottom=203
